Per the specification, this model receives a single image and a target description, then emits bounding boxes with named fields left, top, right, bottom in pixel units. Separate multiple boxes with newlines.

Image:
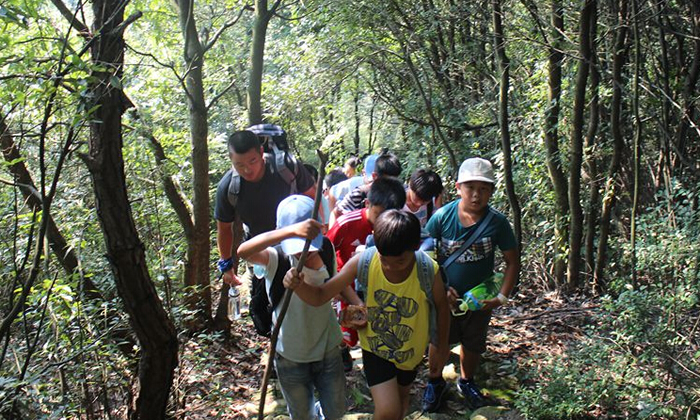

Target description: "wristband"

left=217, top=258, right=234, bottom=274
left=496, top=293, right=509, bottom=305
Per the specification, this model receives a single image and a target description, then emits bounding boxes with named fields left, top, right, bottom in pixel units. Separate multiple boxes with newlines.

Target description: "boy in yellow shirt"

left=284, top=210, right=450, bottom=420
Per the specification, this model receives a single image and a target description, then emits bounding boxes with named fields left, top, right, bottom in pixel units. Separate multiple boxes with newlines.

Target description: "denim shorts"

left=274, top=347, right=346, bottom=420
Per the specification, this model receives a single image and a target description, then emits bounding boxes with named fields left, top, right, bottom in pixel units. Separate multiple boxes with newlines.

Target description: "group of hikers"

left=214, top=125, right=520, bottom=420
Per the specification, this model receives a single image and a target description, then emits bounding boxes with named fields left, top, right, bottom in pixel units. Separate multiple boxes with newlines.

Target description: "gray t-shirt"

left=254, top=249, right=342, bottom=362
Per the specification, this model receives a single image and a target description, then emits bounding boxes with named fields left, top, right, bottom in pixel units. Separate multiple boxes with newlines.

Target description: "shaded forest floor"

left=173, top=284, right=600, bottom=419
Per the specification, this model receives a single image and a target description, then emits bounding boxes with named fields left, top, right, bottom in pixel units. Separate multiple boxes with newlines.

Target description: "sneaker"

left=457, top=377, right=487, bottom=409
left=421, top=378, right=448, bottom=413
left=341, top=347, right=353, bottom=372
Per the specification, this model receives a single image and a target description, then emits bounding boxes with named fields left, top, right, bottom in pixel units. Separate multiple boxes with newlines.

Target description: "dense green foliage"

left=0, top=0, right=698, bottom=418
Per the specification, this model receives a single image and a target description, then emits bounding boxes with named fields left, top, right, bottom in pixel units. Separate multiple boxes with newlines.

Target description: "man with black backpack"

left=214, top=125, right=316, bottom=336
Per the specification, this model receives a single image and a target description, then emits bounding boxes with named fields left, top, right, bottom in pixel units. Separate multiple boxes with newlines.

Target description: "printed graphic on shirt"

left=441, top=237, right=493, bottom=264
left=366, top=289, right=418, bottom=364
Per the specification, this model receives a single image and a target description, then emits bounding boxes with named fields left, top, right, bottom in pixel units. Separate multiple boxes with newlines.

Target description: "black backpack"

left=227, top=124, right=301, bottom=207
left=249, top=237, right=337, bottom=337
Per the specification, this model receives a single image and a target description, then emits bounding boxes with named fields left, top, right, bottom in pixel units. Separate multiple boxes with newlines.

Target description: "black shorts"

left=362, top=349, right=417, bottom=388
left=448, top=309, right=492, bottom=354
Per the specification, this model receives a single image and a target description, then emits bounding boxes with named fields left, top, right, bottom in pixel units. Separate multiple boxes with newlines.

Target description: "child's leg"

left=458, top=309, right=491, bottom=379
left=311, top=347, right=346, bottom=420
left=274, top=354, right=316, bottom=420
left=363, top=350, right=417, bottom=420
left=370, top=379, right=403, bottom=420
left=459, top=348, right=480, bottom=379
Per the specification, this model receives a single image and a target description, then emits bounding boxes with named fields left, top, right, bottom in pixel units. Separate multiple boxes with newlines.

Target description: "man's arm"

left=217, top=221, right=241, bottom=286
left=284, top=254, right=360, bottom=306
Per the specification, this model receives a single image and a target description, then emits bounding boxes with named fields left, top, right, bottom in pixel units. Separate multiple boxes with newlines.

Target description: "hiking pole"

left=258, top=149, right=328, bottom=420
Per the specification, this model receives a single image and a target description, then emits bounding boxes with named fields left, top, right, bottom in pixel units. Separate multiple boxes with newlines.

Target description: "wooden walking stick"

left=257, top=149, right=328, bottom=420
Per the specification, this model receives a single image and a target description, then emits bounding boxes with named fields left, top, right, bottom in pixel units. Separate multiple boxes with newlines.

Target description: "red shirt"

left=327, top=208, right=373, bottom=271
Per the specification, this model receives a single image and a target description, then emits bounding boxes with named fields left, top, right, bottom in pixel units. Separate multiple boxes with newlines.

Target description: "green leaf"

left=109, top=75, right=122, bottom=89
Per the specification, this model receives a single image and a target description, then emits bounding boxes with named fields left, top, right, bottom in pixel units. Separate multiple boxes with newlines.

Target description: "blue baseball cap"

left=276, top=195, right=323, bottom=255
left=364, top=154, right=379, bottom=181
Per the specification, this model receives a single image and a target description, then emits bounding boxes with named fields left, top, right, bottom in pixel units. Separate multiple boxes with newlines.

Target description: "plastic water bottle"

left=452, top=273, right=504, bottom=316
left=228, top=286, right=241, bottom=321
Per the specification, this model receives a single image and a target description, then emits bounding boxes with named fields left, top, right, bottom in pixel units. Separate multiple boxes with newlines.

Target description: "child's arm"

left=236, top=219, right=323, bottom=266
left=284, top=254, right=360, bottom=306
left=432, top=270, right=451, bottom=358
left=481, top=247, right=520, bottom=310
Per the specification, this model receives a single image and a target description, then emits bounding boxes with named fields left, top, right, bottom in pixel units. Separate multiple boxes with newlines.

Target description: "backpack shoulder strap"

left=415, top=251, right=435, bottom=299
left=355, top=246, right=377, bottom=294
left=442, top=207, right=496, bottom=270
left=227, top=168, right=241, bottom=207
left=269, top=245, right=292, bottom=309
left=267, top=150, right=299, bottom=194
left=415, top=250, right=439, bottom=344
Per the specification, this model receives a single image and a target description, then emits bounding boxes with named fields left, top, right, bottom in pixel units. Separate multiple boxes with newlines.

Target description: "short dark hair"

left=344, top=156, right=360, bottom=169
left=374, top=210, right=421, bottom=256
left=227, top=130, right=260, bottom=154
left=304, top=163, right=319, bottom=182
left=409, top=169, right=444, bottom=201
left=367, top=177, right=406, bottom=210
left=324, top=168, right=347, bottom=189
left=375, top=152, right=402, bottom=177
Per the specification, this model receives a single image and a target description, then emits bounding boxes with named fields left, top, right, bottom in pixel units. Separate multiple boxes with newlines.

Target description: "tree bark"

left=630, top=0, right=642, bottom=289
left=583, top=1, right=600, bottom=286
left=673, top=1, right=700, bottom=168
left=594, top=0, right=629, bottom=289
left=176, top=0, right=212, bottom=327
left=353, top=84, right=361, bottom=156
left=567, top=0, right=595, bottom=290
left=492, top=0, right=522, bottom=249
left=86, top=0, right=178, bottom=417
left=248, top=0, right=282, bottom=125
left=2, top=114, right=137, bottom=354
left=543, top=0, right=569, bottom=288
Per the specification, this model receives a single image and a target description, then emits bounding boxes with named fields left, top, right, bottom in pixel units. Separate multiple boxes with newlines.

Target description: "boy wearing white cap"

left=421, top=157, right=520, bottom=412
left=237, top=195, right=353, bottom=420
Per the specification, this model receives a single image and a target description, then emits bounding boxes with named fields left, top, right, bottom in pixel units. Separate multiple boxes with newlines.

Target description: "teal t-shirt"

left=426, top=200, right=517, bottom=295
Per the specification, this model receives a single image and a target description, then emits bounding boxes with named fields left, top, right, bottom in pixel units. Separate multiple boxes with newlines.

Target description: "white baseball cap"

left=457, top=158, right=495, bottom=184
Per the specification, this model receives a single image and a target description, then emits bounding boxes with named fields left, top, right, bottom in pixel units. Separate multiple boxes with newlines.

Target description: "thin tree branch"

left=49, top=0, right=89, bottom=34
left=203, top=7, right=247, bottom=53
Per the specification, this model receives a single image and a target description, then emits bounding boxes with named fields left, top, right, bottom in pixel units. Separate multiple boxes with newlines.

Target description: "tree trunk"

left=2, top=115, right=136, bottom=354
left=584, top=1, right=600, bottom=286
left=176, top=0, right=212, bottom=327
left=594, top=0, right=629, bottom=289
left=247, top=0, right=282, bottom=125
left=492, top=0, right=522, bottom=249
left=86, top=0, right=178, bottom=417
left=354, top=84, right=361, bottom=156
left=673, top=1, right=700, bottom=168
left=544, top=0, right=569, bottom=288
left=630, top=0, right=642, bottom=289
left=567, top=0, right=595, bottom=290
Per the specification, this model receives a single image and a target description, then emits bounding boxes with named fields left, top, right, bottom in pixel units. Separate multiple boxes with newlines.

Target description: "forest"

left=0, top=0, right=698, bottom=418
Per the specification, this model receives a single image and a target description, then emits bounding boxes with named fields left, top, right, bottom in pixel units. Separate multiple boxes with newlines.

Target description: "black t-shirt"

left=214, top=157, right=315, bottom=237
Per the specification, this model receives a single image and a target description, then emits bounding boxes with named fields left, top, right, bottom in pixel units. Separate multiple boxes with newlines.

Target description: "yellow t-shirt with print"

left=358, top=252, right=438, bottom=370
